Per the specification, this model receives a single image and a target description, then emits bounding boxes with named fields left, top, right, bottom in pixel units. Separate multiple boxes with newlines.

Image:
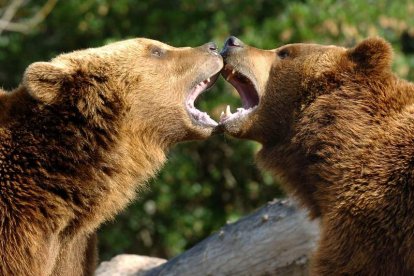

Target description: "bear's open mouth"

left=220, top=64, right=259, bottom=123
left=186, top=73, right=220, bottom=127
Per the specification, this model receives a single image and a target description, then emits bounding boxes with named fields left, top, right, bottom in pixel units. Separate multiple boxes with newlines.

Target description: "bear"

left=219, top=36, right=414, bottom=275
left=0, top=38, right=222, bottom=275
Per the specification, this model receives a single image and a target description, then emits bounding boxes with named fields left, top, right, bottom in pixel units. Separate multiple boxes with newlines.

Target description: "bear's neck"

left=258, top=74, right=414, bottom=218
left=1, top=87, right=167, bottom=234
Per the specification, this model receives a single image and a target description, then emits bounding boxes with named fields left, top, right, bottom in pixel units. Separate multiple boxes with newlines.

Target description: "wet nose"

left=221, top=36, right=244, bottom=56
left=202, top=42, right=219, bottom=54
left=224, top=36, right=244, bottom=48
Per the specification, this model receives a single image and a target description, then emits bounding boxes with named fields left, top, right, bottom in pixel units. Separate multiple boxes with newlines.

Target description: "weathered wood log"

left=96, top=255, right=166, bottom=276
left=96, top=199, right=320, bottom=276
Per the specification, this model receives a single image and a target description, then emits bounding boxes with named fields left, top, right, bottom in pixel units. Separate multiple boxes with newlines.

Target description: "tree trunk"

left=96, top=199, right=319, bottom=276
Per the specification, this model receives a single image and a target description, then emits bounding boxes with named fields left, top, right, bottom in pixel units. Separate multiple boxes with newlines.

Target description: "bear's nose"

left=224, top=36, right=244, bottom=48
left=202, top=42, right=219, bottom=55
left=221, top=36, right=244, bottom=57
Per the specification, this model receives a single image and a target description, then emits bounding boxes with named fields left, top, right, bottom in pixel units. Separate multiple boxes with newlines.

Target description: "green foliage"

left=1, top=0, right=414, bottom=260
left=99, top=137, right=283, bottom=258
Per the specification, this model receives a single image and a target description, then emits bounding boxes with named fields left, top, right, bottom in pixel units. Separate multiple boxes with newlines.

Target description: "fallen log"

left=96, top=199, right=319, bottom=276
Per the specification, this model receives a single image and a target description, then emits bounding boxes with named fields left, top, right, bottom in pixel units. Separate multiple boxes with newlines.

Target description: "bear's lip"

left=219, top=64, right=260, bottom=123
left=185, top=72, right=220, bottom=127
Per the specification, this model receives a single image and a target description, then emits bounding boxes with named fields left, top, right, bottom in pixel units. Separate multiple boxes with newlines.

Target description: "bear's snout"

left=199, top=42, right=220, bottom=56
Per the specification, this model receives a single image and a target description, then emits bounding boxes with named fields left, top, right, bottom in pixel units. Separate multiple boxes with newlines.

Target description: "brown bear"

left=219, top=36, right=414, bottom=275
left=0, top=38, right=222, bottom=275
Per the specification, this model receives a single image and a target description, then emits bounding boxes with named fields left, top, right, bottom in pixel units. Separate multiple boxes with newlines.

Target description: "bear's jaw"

left=219, top=64, right=259, bottom=123
left=185, top=73, right=219, bottom=127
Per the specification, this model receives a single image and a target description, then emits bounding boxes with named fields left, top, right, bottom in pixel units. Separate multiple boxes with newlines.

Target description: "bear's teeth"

left=226, top=69, right=237, bottom=81
left=202, top=77, right=211, bottom=85
left=220, top=111, right=225, bottom=120
left=226, top=105, right=232, bottom=116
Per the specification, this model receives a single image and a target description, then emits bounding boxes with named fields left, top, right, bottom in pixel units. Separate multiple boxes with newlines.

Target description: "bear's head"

left=23, top=38, right=223, bottom=146
left=219, top=36, right=392, bottom=146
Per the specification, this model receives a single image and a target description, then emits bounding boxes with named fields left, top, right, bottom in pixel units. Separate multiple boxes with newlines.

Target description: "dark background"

left=1, top=0, right=414, bottom=261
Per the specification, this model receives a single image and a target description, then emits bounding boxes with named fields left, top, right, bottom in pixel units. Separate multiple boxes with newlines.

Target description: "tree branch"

left=0, top=0, right=25, bottom=35
left=0, top=0, right=57, bottom=35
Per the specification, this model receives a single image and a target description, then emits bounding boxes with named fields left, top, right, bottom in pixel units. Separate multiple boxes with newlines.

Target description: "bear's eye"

left=277, top=49, right=290, bottom=59
left=151, top=47, right=165, bottom=58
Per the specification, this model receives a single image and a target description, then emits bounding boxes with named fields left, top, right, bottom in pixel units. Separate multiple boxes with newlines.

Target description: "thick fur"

left=0, top=38, right=222, bottom=275
left=221, top=37, right=414, bottom=275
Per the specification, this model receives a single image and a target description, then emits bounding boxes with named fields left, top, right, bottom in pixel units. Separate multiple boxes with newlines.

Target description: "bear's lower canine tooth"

left=226, top=105, right=232, bottom=116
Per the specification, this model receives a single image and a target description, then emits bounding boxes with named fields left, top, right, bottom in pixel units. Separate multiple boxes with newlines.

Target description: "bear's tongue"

left=186, top=77, right=218, bottom=127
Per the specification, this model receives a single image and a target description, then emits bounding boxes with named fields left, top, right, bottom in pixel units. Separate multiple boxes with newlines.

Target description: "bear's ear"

left=347, top=37, right=392, bottom=74
left=23, top=62, right=68, bottom=104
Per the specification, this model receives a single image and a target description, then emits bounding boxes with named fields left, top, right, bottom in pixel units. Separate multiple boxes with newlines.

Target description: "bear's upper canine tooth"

left=220, top=111, right=225, bottom=120
left=226, top=69, right=237, bottom=81
left=226, top=105, right=232, bottom=116
left=207, top=77, right=211, bottom=83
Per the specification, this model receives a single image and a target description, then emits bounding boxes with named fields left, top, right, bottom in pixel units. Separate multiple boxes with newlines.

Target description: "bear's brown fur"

left=0, top=38, right=222, bottom=275
left=220, top=36, right=414, bottom=275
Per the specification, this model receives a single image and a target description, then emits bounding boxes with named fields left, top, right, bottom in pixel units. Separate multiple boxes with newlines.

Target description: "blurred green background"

left=1, top=0, right=414, bottom=261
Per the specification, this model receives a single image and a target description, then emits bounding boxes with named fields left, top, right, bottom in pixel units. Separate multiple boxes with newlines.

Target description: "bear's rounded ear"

left=23, top=62, right=68, bottom=104
left=347, top=37, right=392, bottom=74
